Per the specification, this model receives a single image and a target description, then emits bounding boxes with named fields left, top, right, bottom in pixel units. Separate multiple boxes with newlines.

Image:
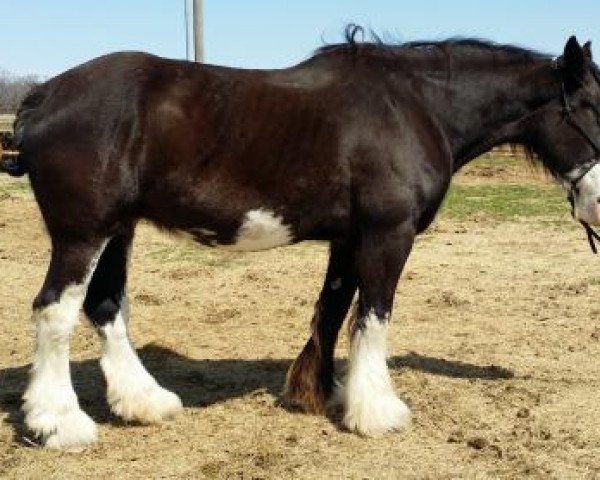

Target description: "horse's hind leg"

left=83, top=233, right=182, bottom=424
left=23, top=238, right=108, bottom=449
left=284, top=240, right=357, bottom=413
left=337, top=222, right=414, bottom=436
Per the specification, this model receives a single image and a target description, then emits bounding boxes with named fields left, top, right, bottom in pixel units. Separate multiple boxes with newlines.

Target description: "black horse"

left=3, top=28, right=600, bottom=449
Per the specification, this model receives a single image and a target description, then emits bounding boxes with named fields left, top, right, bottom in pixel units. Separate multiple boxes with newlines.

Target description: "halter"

left=558, top=77, right=600, bottom=252
left=560, top=82, right=600, bottom=157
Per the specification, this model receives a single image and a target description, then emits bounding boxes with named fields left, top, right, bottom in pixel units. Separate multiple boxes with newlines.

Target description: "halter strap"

left=582, top=221, right=600, bottom=253
left=558, top=79, right=600, bottom=253
left=561, top=85, right=600, bottom=154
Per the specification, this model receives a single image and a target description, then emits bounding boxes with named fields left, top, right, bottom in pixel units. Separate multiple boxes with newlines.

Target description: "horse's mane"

left=315, top=26, right=552, bottom=164
left=315, top=24, right=551, bottom=62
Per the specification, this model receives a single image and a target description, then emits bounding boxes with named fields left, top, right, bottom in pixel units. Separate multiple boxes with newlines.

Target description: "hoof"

left=284, top=340, right=329, bottom=415
left=334, top=381, right=411, bottom=437
left=108, top=384, right=183, bottom=423
left=24, top=403, right=97, bottom=450
left=282, top=385, right=327, bottom=415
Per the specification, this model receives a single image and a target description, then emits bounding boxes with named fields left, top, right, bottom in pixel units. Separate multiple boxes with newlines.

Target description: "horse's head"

left=526, top=37, right=600, bottom=225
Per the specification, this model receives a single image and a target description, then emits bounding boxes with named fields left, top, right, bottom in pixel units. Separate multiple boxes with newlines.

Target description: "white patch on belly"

left=226, top=209, right=293, bottom=251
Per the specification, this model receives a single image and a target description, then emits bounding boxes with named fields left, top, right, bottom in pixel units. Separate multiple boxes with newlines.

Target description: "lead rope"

left=581, top=221, right=600, bottom=253
left=559, top=78, right=600, bottom=253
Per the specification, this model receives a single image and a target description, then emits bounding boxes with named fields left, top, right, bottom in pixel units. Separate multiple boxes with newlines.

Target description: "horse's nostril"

left=597, top=197, right=600, bottom=204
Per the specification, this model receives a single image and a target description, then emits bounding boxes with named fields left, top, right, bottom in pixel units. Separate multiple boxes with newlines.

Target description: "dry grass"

left=0, top=114, right=15, bottom=132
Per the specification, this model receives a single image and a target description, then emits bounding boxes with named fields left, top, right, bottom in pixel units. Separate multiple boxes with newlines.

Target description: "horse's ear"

left=563, top=36, right=590, bottom=89
left=583, top=40, right=593, bottom=61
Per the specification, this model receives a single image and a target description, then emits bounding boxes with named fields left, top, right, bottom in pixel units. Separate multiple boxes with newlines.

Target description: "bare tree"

left=0, top=70, right=40, bottom=114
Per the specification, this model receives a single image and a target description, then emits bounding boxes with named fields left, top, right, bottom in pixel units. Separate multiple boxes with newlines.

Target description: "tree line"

left=0, top=71, right=40, bottom=114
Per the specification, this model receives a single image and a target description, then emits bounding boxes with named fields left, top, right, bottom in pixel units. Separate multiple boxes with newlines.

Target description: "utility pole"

left=193, top=0, right=204, bottom=62
left=184, top=0, right=190, bottom=60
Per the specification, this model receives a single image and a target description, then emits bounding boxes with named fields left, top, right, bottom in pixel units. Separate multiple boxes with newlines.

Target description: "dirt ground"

left=1, top=164, right=599, bottom=479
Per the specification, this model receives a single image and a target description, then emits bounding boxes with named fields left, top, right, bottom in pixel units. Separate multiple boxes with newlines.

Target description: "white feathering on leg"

left=23, top=242, right=107, bottom=449
left=99, top=311, right=182, bottom=423
left=337, top=310, right=410, bottom=436
left=23, top=287, right=98, bottom=449
left=23, top=236, right=107, bottom=449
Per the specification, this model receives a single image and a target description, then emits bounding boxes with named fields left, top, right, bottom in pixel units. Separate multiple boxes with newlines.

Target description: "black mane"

left=315, top=24, right=551, bottom=61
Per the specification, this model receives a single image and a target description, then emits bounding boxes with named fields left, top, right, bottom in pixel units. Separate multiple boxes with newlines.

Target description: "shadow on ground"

left=0, top=344, right=513, bottom=441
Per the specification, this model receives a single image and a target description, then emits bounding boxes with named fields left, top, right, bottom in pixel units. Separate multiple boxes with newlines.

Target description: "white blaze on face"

left=227, top=209, right=293, bottom=251
left=572, top=163, right=600, bottom=226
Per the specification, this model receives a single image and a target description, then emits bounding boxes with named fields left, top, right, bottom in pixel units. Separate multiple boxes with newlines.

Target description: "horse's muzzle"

left=569, top=163, right=600, bottom=226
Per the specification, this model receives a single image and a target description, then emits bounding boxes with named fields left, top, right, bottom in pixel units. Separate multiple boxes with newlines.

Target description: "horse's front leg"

left=336, top=220, right=415, bottom=436
left=284, top=240, right=358, bottom=413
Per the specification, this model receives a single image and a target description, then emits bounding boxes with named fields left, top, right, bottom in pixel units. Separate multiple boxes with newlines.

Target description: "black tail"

left=1, top=84, right=46, bottom=177
left=0, top=128, right=26, bottom=176
left=0, top=154, right=27, bottom=176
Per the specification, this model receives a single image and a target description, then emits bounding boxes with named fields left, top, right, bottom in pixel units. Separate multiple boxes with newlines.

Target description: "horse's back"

left=16, top=50, right=442, bottom=242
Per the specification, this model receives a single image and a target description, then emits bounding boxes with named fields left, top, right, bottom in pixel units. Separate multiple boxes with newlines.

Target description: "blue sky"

left=2, top=1, right=600, bottom=77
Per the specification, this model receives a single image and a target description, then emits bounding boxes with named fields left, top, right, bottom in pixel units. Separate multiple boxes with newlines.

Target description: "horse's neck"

left=410, top=59, right=558, bottom=169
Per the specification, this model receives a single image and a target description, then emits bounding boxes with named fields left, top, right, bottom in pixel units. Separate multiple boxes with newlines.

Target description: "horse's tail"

left=0, top=84, right=45, bottom=177
left=0, top=137, right=26, bottom=177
